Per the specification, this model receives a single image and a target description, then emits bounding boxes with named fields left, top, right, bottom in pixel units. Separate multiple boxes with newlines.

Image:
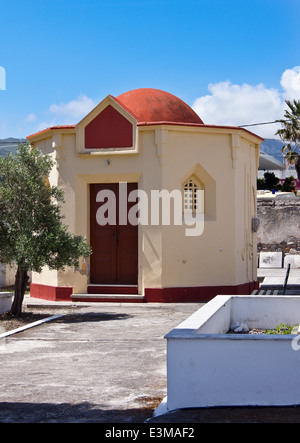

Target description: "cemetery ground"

left=2, top=294, right=300, bottom=422
left=0, top=299, right=204, bottom=423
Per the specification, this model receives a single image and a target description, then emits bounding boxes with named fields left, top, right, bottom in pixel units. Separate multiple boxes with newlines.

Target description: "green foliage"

left=276, top=99, right=300, bottom=168
left=257, top=177, right=266, bottom=190
left=281, top=175, right=295, bottom=192
left=276, top=100, right=300, bottom=149
left=265, top=323, right=295, bottom=335
left=0, top=143, right=92, bottom=273
left=257, top=172, right=279, bottom=191
left=257, top=172, right=296, bottom=193
left=263, top=172, right=279, bottom=190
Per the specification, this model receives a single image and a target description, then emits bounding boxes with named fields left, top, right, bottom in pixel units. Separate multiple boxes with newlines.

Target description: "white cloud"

left=280, top=66, right=300, bottom=100
left=192, top=67, right=300, bottom=139
left=192, top=81, right=284, bottom=138
left=48, top=94, right=97, bottom=122
left=24, top=94, right=98, bottom=136
left=24, top=113, right=37, bottom=123
left=24, top=68, right=300, bottom=140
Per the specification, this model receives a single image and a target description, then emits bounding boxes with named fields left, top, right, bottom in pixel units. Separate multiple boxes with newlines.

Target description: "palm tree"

left=276, top=99, right=300, bottom=179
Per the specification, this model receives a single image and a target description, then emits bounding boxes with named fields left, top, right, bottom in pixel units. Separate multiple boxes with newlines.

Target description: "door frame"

left=89, top=182, right=139, bottom=285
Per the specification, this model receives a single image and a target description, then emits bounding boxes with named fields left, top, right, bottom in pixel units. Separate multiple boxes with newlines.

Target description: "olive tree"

left=0, top=143, right=91, bottom=316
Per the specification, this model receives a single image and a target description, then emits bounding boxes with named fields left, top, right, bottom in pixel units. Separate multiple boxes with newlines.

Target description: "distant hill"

left=260, top=138, right=285, bottom=161
left=0, top=138, right=26, bottom=157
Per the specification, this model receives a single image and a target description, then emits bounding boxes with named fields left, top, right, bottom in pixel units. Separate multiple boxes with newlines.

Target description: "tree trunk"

left=10, top=266, right=29, bottom=317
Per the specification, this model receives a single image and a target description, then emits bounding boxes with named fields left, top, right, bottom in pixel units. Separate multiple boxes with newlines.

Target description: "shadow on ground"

left=0, top=402, right=153, bottom=423
left=2, top=401, right=300, bottom=423
left=0, top=311, right=133, bottom=333
left=56, top=312, right=133, bottom=324
left=149, top=405, right=300, bottom=423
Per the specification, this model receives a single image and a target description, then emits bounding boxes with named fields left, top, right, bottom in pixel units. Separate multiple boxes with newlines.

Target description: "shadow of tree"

left=0, top=311, right=133, bottom=333
left=55, top=312, right=133, bottom=324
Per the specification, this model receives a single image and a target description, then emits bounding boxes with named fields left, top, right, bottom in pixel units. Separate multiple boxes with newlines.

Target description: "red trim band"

left=30, top=281, right=258, bottom=303
left=30, top=283, right=73, bottom=301
left=144, top=282, right=259, bottom=303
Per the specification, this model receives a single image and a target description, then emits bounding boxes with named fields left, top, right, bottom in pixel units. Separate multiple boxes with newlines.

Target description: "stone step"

left=252, top=288, right=300, bottom=295
left=87, top=285, right=138, bottom=295
left=71, top=293, right=145, bottom=303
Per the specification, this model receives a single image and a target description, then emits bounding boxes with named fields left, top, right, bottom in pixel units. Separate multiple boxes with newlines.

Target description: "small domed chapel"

left=27, top=88, right=263, bottom=303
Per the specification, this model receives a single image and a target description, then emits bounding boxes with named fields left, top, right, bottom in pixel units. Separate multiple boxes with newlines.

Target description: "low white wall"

left=167, top=335, right=300, bottom=409
left=0, top=292, right=13, bottom=315
left=169, top=295, right=232, bottom=336
left=194, top=296, right=232, bottom=334
left=0, top=264, right=16, bottom=287
left=231, top=296, right=300, bottom=329
left=165, top=295, right=300, bottom=410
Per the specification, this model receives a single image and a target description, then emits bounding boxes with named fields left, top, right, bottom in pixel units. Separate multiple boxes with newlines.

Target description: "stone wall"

left=257, top=196, right=300, bottom=255
left=0, top=264, right=17, bottom=288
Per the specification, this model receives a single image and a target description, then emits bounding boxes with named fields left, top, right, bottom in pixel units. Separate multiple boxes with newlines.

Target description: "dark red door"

left=90, top=183, right=138, bottom=285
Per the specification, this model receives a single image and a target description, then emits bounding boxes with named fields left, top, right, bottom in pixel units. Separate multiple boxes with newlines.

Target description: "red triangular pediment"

left=85, top=105, right=133, bottom=149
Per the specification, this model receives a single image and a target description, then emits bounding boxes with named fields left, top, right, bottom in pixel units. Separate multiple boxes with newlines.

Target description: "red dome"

left=115, top=88, right=203, bottom=125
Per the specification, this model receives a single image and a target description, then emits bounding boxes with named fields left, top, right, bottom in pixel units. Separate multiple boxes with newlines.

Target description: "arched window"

left=183, top=176, right=203, bottom=214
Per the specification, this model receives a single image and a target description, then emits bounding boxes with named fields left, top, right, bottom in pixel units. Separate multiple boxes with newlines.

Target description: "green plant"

left=263, top=172, right=279, bottom=191
left=257, top=177, right=266, bottom=190
left=281, top=175, right=295, bottom=192
left=276, top=99, right=300, bottom=181
left=265, top=323, right=296, bottom=335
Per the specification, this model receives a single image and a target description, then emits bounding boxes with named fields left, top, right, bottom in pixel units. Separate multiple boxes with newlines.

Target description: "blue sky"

left=1, top=0, right=300, bottom=139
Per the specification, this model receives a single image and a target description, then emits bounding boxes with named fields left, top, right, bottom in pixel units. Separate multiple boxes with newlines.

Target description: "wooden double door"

left=90, top=183, right=138, bottom=285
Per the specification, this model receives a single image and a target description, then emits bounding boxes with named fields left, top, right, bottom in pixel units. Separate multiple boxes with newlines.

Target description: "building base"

left=30, top=281, right=258, bottom=303
left=144, top=281, right=259, bottom=303
left=30, top=283, right=73, bottom=301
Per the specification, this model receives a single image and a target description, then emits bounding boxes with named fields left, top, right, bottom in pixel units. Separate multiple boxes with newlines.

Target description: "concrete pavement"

left=0, top=298, right=204, bottom=423
left=258, top=267, right=300, bottom=293
left=2, top=294, right=300, bottom=423
left=257, top=267, right=300, bottom=279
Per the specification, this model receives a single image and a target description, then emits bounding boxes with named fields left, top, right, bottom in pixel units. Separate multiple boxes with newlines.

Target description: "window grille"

left=183, top=177, right=202, bottom=214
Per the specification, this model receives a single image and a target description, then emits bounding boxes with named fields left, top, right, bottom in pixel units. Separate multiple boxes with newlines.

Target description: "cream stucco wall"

left=30, top=110, right=260, bottom=296
left=151, top=127, right=259, bottom=289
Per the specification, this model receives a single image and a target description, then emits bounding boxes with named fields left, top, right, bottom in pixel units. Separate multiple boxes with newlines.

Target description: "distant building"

left=258, top=150, right=285, bottom=171
left=0, top=137, right=26, bottom=156
left=258, top=150, right=300, bottom=190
